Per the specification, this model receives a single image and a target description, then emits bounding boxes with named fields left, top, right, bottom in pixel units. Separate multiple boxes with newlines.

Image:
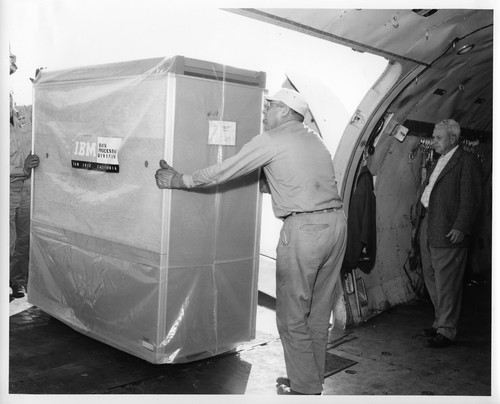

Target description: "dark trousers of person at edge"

left=10, top=179, right=31, bottom=292
left=276, top=209, right=347, bottom=395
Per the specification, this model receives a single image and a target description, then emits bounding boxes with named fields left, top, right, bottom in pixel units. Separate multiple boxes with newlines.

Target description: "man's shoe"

left=276, top=384, right=321, bottom=395
left=418, top=327, right=437, bottom=337
left=276, top=377, right=290, bottom=387
left=11, top=284, right=25, bottom=299
left=423, top=333, right=454, bottom=348
left=277, top=384, right=300, bottom=395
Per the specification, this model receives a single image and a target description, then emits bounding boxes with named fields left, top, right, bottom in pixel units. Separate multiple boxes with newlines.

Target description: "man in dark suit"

left=418, top=119, right=482, bottom=347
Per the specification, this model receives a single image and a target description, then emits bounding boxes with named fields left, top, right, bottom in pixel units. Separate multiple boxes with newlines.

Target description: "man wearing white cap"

left=156, top=88, right=347, bottom=395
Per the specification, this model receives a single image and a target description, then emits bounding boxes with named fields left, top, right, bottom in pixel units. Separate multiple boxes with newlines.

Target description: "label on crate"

left=208, top=120, right=236, bottom=146
left=72, top=136, right=122, bottom=173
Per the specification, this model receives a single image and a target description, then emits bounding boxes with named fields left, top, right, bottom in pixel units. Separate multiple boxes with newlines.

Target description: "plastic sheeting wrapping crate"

left=28, top=56, right=266, bottom=364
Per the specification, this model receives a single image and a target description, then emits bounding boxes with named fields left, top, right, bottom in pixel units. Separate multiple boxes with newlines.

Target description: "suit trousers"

left=276, top=209, right=347, bottom=394
left=10, top=180, right=31, bottom=288
left=419, top=215, right=467, bottom=340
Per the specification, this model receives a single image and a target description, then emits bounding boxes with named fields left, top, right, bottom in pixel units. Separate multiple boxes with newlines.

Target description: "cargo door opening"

left=258, top=52, right=388, bottom=300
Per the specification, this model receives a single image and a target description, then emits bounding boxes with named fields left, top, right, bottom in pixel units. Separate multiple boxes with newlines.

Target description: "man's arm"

left=450, top=153, right=482, bottom=240
left=259, top=171, right=271, bottom=194
left=10, top=153, right=39, bottom=180
left=156, top=133, right=274, bottom=190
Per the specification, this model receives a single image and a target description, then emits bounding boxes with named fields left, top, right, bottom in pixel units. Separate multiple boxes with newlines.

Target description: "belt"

left=283, top=206, right=342, bottom=220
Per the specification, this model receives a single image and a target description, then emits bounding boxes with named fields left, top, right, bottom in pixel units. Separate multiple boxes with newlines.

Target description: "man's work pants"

left=10, top=180, right=31, bottom=288
left=276, top=209, right=347, bottom=395
left=419, top=215, right=467, bottom=341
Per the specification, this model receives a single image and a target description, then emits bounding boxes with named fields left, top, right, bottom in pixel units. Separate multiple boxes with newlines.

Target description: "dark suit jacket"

left=423, top=147, right=482, bottom=248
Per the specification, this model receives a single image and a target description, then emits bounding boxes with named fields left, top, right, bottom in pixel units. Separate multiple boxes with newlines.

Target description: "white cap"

left=265, top=88, right=308, bottom=117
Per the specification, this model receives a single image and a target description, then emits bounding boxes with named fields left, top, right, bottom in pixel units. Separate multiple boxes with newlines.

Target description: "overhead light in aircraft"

left=457, top=44, right=475, bottom=55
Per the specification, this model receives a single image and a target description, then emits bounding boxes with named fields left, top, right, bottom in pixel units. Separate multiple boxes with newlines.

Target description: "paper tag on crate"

left=208, top=120, right=236, bottom=146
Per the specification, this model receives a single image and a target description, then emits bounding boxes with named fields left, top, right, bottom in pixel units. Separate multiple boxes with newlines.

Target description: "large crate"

left=29, top=56, right=266, bottom=364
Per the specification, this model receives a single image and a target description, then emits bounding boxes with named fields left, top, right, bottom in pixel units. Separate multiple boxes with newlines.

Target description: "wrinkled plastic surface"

left=29, top=56, right=266, bottom=363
